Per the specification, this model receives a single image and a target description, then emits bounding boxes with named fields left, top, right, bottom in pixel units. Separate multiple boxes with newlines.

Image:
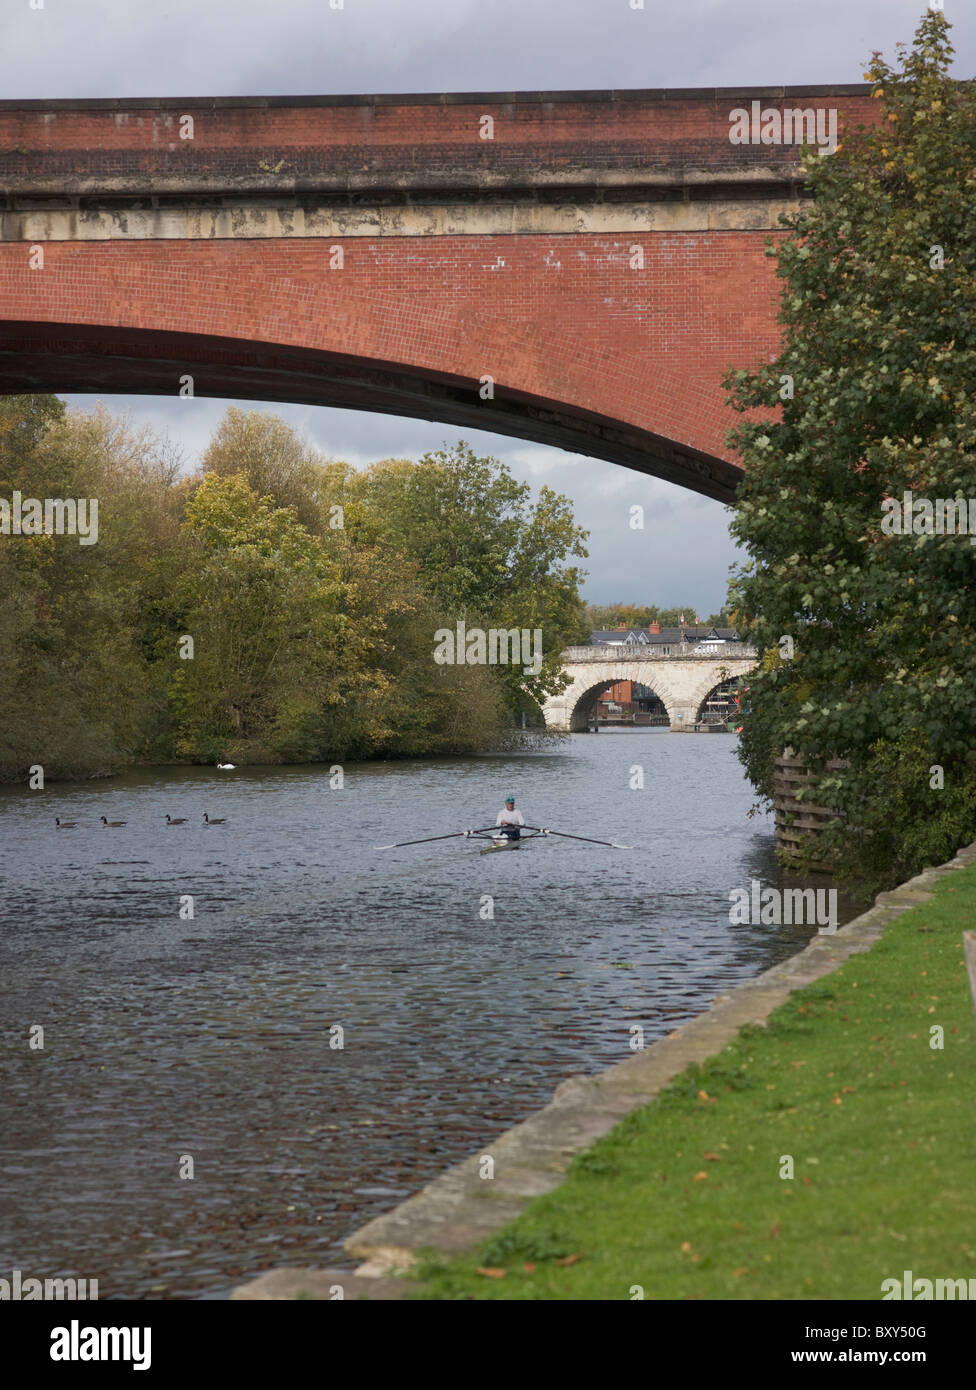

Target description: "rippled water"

left=0, top=731, right=839, bottom=1298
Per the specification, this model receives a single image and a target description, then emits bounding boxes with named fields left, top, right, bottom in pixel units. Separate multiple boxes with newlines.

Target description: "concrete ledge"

left=231, top=838, right=976, bottom=1298
left=230, top=1268, right=417, bottom=1301
left=0, top=85, right=874, bottom=113
left=0, top=196, right=803, bottom=243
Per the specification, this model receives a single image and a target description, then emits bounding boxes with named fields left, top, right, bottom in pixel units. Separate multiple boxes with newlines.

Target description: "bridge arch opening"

left=565, top=678, right=674, bottom=732
left=695, top=676, right=743, bottom=727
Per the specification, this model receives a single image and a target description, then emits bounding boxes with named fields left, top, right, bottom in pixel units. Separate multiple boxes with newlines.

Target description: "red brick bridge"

left=0, top=87, right=876, bottom=502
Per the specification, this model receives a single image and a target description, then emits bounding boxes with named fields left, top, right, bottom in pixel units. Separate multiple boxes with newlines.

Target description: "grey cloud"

left=3, top=0, right=972, bottom=98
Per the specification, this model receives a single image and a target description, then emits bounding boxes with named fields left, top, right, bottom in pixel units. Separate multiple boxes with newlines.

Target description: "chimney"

left=616, top=623, right=627, bottom=630
left=648, top=620, right=661, bottom=635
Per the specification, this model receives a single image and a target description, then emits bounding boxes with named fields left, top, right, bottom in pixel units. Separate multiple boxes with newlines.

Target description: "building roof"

left=590, top=626, right=739, bottom=646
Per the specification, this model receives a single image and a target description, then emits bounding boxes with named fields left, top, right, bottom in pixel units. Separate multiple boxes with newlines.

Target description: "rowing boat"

left=376, top=825, right=632, bottom=852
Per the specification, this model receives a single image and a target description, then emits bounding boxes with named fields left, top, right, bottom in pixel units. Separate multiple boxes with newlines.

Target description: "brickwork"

left=0, top=88, right=880, bottom=498
left=0, top=88, right=878, bottom=190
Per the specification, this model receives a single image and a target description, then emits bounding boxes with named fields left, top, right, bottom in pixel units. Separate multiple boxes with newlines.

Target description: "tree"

left=725, top=12, right=976, bottom=891
left=585, top=602, right=728, bottom=630
left=164, top=468, right=511, bottom=763
left=1, top=406, right=584, bottom=778
left=166, top=472, right=360, bottom=760
left=351, top=442, right=589, bottom=708
left=0, top=399, right=179, bottom=780
left=201, top=407, right=337, bottom=533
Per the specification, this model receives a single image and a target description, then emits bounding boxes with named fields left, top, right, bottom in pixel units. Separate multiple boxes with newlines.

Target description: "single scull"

left=375, top=825, right=633, bottom=852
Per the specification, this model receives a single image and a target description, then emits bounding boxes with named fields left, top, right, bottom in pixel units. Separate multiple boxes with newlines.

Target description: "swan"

left=217, top=763, right=236, bottom=770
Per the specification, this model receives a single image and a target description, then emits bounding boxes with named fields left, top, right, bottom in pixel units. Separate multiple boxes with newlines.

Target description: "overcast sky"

left=5, top=1, right=973, bottom=613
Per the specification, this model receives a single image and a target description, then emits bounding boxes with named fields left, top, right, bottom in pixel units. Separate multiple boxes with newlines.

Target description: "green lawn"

left=413, top=864, right=976, bottom=1300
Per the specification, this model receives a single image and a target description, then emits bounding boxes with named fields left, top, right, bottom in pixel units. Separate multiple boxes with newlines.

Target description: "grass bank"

left=413, top=863, right=976, bottom=1300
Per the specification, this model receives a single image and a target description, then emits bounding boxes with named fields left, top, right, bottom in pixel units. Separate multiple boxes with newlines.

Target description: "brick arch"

left=0, top=312, right=738, bottom=498
left=0, top=88, right=879, bottom=499
left=0, top=224, right=753, bottom=500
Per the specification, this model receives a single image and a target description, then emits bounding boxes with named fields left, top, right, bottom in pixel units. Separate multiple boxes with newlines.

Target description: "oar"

left=375, top=827, right=499, bottom=850
left=522, top=825, right=634, bottom=850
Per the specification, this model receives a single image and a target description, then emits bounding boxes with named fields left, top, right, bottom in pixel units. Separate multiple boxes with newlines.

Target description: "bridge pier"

left=669, top=706, right=700, bottom=732
left=541, top=697, right=572, bottom=733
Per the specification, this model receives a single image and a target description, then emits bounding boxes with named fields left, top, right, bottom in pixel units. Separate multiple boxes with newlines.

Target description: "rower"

left=496, top=796, right=525, bottom=842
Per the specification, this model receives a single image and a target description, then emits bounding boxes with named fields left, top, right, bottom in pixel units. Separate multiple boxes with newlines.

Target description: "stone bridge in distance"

left=543, top=645, right=758, bottom=732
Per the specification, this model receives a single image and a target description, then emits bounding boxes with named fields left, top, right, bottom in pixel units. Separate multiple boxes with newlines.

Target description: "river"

left=0, top=730, right=842, bottom=1297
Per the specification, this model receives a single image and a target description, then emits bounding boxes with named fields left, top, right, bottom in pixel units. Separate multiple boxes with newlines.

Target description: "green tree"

left=0, top=399, right=178, bottom=779
left=166, top=472, right=359, bottom=760
left=354, top=442, right=589, bottom=708
left=1, top=404, right=581, bottom=778
left=165, top=470, right=507, bottom=762
left=585, top=603, right=728, bottom=630
left=725, top=11, right=976, bottom=891
left=201, top=406, right=339, bottom=533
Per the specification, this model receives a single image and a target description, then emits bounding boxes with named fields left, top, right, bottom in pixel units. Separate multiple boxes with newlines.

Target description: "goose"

left=217, top=762, right=236, bottom=770
left=55, top=817, right=77, bottom=828
left=203, top=813, right=226, bottom=825
left=165, top=814, right=187, bottom=825
left=100, top=816, right=126, bottom=827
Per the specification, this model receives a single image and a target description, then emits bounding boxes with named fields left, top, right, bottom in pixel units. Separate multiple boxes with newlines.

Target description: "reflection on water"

left=0, top=731, right=844, bottom=1297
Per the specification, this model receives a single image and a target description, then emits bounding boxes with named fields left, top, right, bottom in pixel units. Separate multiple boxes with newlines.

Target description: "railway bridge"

left=0, top=85, right=877, bottom=501
left=543, top=644, right=758, bottom=732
